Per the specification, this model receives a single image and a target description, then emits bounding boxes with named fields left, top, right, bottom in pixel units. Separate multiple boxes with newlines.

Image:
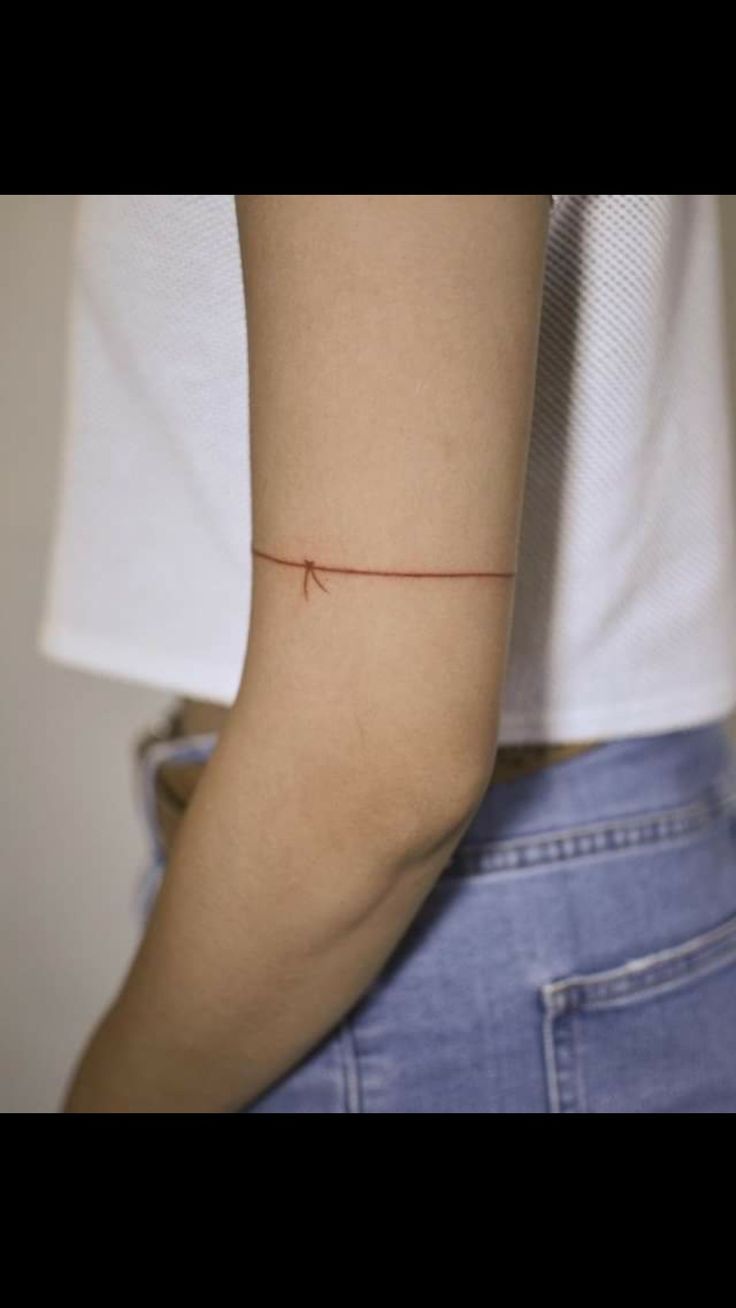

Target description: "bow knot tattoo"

left=303, top=559, right=330, bottom=600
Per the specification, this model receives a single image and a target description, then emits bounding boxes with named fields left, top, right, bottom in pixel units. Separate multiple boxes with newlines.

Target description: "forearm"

left=61, top=693, right=488, bottom=1113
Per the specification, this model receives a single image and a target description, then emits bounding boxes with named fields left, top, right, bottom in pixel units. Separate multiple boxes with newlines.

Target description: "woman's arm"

left=61, top=194, right=550, bottom=1113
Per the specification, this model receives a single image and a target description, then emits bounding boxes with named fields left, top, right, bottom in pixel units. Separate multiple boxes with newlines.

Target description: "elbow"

left=360, top=735, right=497, bottom=878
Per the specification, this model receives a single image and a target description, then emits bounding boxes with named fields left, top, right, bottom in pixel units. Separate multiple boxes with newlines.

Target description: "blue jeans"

left=132, top=716, right=736, bottom=1112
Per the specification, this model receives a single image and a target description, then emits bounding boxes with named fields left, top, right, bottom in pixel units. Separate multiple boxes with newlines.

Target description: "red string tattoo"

left=251, top=545, right=515, bottom=600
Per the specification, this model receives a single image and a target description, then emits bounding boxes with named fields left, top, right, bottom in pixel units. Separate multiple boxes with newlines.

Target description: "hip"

left=130, top=701, right=736, bottom=1111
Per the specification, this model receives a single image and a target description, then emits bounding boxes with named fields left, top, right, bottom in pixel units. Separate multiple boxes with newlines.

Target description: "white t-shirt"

left=38, top=195, right=736, bottom=744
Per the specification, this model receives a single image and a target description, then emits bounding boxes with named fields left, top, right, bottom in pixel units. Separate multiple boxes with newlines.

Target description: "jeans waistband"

left=134, top=702, right=736, bottom=861
left=461, top=717, right=736, bottom=849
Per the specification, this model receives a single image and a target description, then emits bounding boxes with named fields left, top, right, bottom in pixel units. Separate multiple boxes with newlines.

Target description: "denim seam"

left=543, top=1007, right=581, bottom=1113
left=541, top=1006, right=560, bottom=1112
left=572, top=1011, right=588, bottom=1113
left=336, top=1018, right=364, bottom=1114
left=446, top=785, right=736, bottom=882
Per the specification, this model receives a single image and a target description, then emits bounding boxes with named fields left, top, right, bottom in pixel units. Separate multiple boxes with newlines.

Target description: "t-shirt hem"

left=37, top=620, right=240, bottom=708
left=38, top=619, right=736, bottom=741
left=497, top=681, right=736, bottom=743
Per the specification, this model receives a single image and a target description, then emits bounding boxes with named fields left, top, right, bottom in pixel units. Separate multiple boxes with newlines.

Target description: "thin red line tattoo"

left=251, top=545, right=516, bottom=600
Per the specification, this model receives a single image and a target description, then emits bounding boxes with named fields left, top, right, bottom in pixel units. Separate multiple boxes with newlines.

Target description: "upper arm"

left=233, top=194, right=549, bottom=829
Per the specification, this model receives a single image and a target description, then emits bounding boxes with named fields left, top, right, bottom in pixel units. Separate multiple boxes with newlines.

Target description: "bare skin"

left=61, top=195, right=550, bottom=1113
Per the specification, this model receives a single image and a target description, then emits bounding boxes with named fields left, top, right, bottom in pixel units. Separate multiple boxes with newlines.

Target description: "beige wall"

left=2, top=195, right=736, bottom=1113
left=1, top=197, right=172, bottom=1113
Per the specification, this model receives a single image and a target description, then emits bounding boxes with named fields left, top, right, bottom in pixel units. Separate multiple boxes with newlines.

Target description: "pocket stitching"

left=543, top=1006, right=586, bottom=1113
left=541, top=911, right=736, bottom=1016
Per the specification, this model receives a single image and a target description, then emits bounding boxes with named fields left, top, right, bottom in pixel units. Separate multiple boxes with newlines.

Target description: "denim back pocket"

left=540, top=909, right=736, bottom=1113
